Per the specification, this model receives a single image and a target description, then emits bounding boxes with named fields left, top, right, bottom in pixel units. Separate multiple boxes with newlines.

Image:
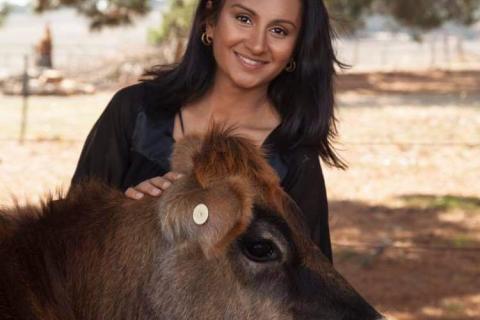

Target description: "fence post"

left=19, top=54, right=29, bottom=144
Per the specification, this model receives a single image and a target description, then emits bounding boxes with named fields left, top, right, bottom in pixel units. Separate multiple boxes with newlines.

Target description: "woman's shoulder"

left=283, top=145, right=320, bottom=171
left=103, top=81, right=171, bottom=125
left=108, top=82, right=147, bottom=112
left=267, top=132, right=318, bottom=166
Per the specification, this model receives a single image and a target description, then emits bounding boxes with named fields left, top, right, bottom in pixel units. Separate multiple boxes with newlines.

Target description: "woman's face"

left=206, top=0, right=302, bottom=90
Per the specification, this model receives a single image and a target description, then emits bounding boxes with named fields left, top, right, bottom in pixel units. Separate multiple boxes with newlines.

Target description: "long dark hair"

left=142, top=0, right=347, bottom=169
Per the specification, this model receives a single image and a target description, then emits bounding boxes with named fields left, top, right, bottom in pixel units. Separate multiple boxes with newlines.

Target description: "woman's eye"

left=236, top=14, right=252, bottom=25
left=271, top=27, right=288, bottom=37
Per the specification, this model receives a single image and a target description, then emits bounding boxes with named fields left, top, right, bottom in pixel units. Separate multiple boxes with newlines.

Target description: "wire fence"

left=1, top=137, right=480, bottom=148
left=1, top=30, right=480, bottom=78
left=333, top=242, right=480, bottom=253
left=336, top=33, right=480, bottom=72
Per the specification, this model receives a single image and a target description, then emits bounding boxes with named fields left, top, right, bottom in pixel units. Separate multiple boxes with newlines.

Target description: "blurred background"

left=0, top=0, right=479, bottom=319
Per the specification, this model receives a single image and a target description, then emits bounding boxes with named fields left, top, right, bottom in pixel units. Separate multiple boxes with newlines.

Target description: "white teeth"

left=237, top=53, right=263, bottom=66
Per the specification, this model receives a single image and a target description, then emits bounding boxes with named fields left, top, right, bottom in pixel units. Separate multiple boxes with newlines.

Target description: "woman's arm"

left=283, top=149, right=333, bottom=263
left=71, top=85, right=143, bottom=189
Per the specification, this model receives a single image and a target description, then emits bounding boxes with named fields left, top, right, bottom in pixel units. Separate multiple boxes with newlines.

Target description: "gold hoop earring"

left=285, top=59, right=296, bottom=72
left=201, top=32, right=213, bottom=46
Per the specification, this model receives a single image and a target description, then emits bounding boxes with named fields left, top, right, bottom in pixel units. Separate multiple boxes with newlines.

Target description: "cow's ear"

left=159, top=175, right=254, bottom=258
left=170, top=134, right=203, bottom=175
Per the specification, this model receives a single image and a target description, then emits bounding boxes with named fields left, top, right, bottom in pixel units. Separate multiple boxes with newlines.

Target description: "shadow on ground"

left=336, top=70, right=480, bottom=96
left=330, top=195, right=480, bottom=320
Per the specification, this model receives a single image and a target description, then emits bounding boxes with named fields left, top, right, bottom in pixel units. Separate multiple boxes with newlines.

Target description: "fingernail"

left=162, top=181, right=171, bottom=188
left=152, top=188, right=161, bottom=195
left=135, top=192, right=144, bottom=199
left=176, top=173, right=184, bottom=179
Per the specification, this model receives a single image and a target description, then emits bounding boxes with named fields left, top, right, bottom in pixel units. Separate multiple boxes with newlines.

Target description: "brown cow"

left=0, top=127, right=384, bottom=320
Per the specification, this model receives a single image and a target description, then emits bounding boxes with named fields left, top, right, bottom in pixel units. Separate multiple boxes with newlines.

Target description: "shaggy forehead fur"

left=175, top=126, right=287, bottom=205
left=161, top=125, right=309, bottom=258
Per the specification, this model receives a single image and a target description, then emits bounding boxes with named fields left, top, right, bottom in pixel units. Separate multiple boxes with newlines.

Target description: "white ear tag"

left=193, top=203, right=209, bottom=225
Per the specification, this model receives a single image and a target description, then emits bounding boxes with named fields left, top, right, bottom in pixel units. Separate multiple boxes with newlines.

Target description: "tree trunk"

left=456, top=35, right=465, bottom=62
left=442, top=31, right=450, bottom=69
left=429, top=34, right=437, bottom=69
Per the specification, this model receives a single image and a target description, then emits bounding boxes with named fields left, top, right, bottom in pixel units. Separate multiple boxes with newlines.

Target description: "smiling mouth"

left=235, top=52, right=268, bottom=69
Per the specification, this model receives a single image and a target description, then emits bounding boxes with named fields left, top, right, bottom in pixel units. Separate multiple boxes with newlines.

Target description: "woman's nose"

left=244, top=29, right=267, bottom=55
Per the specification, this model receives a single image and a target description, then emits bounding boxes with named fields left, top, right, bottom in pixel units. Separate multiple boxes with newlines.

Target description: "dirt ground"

left=0, top=70, right=479, bottom=319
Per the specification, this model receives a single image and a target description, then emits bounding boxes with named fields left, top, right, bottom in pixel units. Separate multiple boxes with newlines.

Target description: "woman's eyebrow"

left=230, top=3, right=298, bottom=29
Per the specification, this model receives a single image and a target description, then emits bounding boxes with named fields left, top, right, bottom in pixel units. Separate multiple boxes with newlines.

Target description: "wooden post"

left=19, top=54, right=29, bottom=144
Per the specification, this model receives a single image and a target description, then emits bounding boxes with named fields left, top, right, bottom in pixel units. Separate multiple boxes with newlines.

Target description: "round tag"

left=193, top=203, right=209, bottom=225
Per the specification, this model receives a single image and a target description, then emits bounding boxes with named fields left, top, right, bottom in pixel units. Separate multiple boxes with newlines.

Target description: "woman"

left=72, top=0, right=346, bottom=262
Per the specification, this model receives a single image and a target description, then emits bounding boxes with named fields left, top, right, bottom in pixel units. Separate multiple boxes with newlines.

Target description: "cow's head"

left=144, top=126, right=384, bottom=320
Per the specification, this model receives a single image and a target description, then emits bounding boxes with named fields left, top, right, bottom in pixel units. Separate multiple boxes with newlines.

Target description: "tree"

left=34, top=0, right=150, bottom=30
left=0, top=3, right=10, bottom=27
left=379, top=0, right=480, bottom=41
left=443, top=0, right=480, bottom=61
left=325, top=0, right=376, bottom=35
left=376, top=0, right=480, bottom=66
left=4, top=0, right=479, bottom=40
left=444, top=0, right=480, bottom=26
left=147, top=0, right=196, bottom=60
left=148, top=0, right=196, bottom=43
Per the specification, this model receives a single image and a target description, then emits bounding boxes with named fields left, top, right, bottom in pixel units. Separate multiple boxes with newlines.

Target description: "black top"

left=71, top=83, right=332, bottom=262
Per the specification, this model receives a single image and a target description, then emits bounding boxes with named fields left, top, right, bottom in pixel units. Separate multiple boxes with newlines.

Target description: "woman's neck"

left=196, top=72, right=273, bottom=123
left=177, top=72, right=281, bottom=146
left=210, top=83, right=270, bottom=121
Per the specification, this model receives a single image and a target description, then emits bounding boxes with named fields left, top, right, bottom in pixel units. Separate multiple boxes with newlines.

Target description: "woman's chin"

left=230, top=76, right=268, bottom=90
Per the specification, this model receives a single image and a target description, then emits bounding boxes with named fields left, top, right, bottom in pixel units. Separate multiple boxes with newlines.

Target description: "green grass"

left=452, top=233, right=476, bottom=248
left=399, top=195, right=480, bottom=212
left=442, top=301, right=465, bottom=317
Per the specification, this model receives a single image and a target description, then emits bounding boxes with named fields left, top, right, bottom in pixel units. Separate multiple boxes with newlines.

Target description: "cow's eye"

left=241, top=239, right=280, bottom=263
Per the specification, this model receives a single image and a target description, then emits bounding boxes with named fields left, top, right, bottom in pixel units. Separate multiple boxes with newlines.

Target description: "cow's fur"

left=0, top=127, right=383, bottom=320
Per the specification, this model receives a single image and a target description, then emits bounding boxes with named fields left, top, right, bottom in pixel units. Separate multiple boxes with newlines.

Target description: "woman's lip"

left=234, top=52, right=268, bottom=70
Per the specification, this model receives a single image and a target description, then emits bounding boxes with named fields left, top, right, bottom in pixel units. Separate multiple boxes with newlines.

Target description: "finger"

left=125, top=187, right=145, bottom=200
left=148, top=177, right=172, bottom=190
left=164, top=171, right=184, bottom=182
left=135, top=181, right=163, bottom=196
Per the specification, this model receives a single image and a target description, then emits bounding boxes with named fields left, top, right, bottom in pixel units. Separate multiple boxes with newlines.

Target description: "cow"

left=0, top=127, right=384, bottom=320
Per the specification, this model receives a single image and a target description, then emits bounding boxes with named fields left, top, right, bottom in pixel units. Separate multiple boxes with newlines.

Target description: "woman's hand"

left=125, top=172, right=184, bottom=200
